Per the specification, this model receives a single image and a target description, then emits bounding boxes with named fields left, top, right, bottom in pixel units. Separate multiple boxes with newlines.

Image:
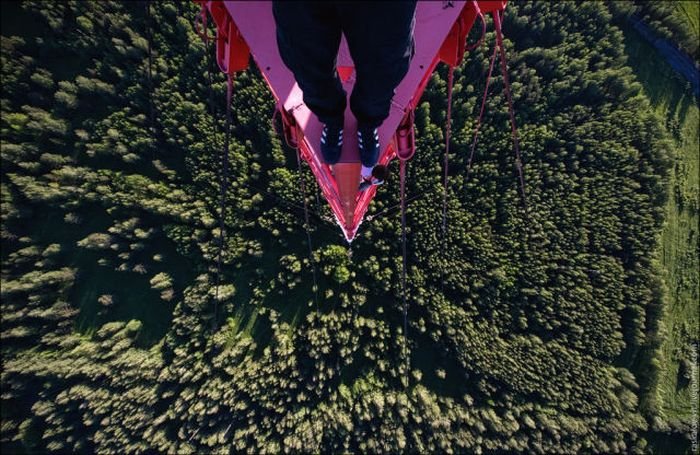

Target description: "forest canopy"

left=1, top=1, right=695, bottom=454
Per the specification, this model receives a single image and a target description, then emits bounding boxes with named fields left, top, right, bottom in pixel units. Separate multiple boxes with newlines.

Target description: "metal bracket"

left=395, top=109, right=416, bottom=161
left=197, top=0, right=251, bottom=75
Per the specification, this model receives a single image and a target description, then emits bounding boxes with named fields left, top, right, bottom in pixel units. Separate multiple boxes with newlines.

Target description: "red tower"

left=196, top=0, right=508, bottom=241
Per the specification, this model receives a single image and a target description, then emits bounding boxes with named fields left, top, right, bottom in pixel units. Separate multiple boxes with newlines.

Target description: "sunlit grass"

left=676, top=1, right=699, bottom=40
left=622, top=20, right=699, bottom=427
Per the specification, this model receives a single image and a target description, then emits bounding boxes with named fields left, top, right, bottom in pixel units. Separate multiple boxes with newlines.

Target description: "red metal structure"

left=196, top=0, right=508, bottom=241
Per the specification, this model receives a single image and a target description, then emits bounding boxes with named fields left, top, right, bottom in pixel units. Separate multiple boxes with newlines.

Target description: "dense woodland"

left=0, top=1, right=696, bottom=453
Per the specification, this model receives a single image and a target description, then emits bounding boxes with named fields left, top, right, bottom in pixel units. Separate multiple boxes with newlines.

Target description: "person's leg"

left=272, top=1, right=346, bottom=127
left=341, top=1, right=417, bottom=132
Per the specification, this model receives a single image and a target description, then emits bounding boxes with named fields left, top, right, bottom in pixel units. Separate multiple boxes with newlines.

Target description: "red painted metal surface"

left=197, top=0, right=507, bottom=241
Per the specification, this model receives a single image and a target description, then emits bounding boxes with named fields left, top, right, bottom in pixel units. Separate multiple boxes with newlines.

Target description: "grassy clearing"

left=675, top=1, right=699, bottom=41
left=622, top=21, right=699, bottom=431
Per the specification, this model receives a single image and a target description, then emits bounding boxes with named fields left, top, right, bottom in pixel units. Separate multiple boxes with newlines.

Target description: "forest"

left=1, top=1, right=698, bottom=453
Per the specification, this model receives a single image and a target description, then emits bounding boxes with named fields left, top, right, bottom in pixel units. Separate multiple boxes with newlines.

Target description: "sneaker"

left=358, top=177, right=373, bottom=192
left=358, top=165, right=387, bottom=191
left=358, top=126, right=380, bottom=168
left=358, top=176, right=386, bottom=192
left=321, top=123, right=343, bottom=165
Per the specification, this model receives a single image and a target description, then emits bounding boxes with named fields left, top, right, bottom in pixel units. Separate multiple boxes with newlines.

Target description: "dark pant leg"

left=340, top=1, right=417, bottom=132
left=272, top=1, right=346, bottom=126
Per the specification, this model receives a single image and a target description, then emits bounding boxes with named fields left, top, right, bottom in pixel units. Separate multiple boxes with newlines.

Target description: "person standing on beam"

left=273, top=1, right=417, bottom=190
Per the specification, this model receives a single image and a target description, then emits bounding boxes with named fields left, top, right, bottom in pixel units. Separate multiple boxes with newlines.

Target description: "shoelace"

left=357, top=128, right=378, bottom=151
left=321, top=125, right=343, bottom=146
